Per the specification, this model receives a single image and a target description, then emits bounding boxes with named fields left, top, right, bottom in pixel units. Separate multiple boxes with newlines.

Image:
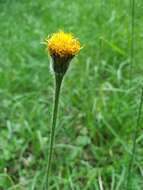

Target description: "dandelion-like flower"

left=44, top=30, right=81, bottom=189
left=47, top=30, right=80, bottom=58
left=45, top=30, right=81, bottom=74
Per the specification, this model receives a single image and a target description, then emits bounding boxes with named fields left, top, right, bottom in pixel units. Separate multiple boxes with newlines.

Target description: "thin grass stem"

left=129, top=0, right=135, bottom=77
left=126, top=0, right=136, bottom=188
left=126, top=87, right=143, bottom=189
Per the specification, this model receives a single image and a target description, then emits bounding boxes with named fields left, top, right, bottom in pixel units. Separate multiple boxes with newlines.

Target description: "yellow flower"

left=46, top=30, right=81, bottom=58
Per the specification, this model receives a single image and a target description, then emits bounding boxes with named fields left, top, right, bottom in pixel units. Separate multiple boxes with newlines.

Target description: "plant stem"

left=130, top=0, right=135, bottom=77
left=45, top=73, right=64, bottom=189
left=126, top=87, right=143, bottom=189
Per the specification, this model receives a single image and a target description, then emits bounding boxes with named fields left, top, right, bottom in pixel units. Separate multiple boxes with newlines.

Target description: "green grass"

left=0, top=0, right=143, bottom=189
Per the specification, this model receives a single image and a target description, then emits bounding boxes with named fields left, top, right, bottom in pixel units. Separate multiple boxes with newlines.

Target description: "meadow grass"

left=0, top=0, right=143, bottom=189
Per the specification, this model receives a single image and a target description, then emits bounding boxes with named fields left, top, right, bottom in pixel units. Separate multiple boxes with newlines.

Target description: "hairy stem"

left=45, top=73, right=64, bottom=189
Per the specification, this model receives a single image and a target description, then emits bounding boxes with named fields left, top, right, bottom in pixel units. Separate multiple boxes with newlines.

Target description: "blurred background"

left=0, top=0, right=143, bottom=189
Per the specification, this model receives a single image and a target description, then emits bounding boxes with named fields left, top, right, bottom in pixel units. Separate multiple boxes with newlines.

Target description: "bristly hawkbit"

left=43, top=30, right=81, bottom=189
left=45, top=30, right=81, bottom=74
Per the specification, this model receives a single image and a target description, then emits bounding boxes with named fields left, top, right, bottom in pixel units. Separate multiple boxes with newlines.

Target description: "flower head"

left=46, top=30, right=81, bottom=58
left=45, top=30, right=81, bottom=74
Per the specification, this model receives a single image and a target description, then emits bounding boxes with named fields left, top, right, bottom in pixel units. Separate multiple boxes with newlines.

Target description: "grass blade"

left=129, top=0, right=135, bottom=76
left=126, top=87, right=143, bottom=189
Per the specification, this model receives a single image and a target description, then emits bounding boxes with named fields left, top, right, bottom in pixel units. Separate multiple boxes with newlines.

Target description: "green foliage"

left=0, top=0, right=143, bottom=189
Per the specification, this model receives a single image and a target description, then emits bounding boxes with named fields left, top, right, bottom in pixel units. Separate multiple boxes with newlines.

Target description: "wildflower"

left=44, top=30, right=81, bottom=189
left=45, top=30, right=81, bottom=74
left=47, top=30, right=80, bottom=58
